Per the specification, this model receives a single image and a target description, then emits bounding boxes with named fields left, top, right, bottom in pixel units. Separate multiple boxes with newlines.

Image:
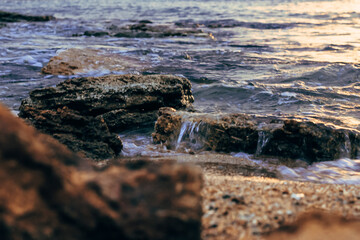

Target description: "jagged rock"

left=0, top=11, right=54, bottom=22
left=264, top=211, right=360, bottom=240
left=152, top=109, right=360, bottom=162
left=19, top=74, right=194, bottom=159
left=75, top=21, right=210, bottom=38
left=41, top=48, right=146, bottom=75
left=0, top=103, right=203, bottom=240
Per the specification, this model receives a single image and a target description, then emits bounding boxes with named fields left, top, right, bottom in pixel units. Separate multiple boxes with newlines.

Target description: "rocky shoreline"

left=1, top=11, right=360, bottom=239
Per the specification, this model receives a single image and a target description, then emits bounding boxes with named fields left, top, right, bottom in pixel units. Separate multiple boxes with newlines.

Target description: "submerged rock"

left=153, top=108, right=360, bottom=162
left=0, top=103, right=203, bottom=240
left=0, top=11, right=54, bottom=22
left=42, top=48, right=147, bottom=75
left=19, top=74, right=194, bottom=159
left=175, top=19, right=297, bottom=30
left=75, top=21, right=210, bottom=38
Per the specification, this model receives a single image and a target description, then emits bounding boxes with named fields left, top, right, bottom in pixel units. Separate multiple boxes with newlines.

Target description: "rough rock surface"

left=42, top=48, right=147, bottom=75
left=202, top=173, right=360, bottom=240
left=264, top=211, right=360, bottom=240
left=0, top=11, right=54, bottom=22
left=19, top=74, right=194, bottom=159
left=0, top=103, right=203, bottom=240
left=153, top=108, right=360, bottom=162
left=75, top=21, right=210, bottom=38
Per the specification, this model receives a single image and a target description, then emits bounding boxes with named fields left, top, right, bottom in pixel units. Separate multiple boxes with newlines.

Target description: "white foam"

left=278, top=158, right=360, bottom=185
left=280, top=92, right=297, bottom=97
left=15, top=55, right=42, bottom=67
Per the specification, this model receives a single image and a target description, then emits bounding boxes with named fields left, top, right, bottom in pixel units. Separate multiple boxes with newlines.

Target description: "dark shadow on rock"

left=0, top=11, right=55, bottom=22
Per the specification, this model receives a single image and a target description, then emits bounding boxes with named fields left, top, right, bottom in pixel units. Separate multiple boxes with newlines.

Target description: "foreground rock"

left=0, top=103, right=203, bottom=239
left=264, top=211, right=360, bottom=240
left=19, top=74, right=193, bottom=159
left=153, top=108, right=360, bottom=162
left=75, top=21, right=210, bottom=38
left=42, top=48, right=147, bottom=75
left=0, top=11, right=54, bottom=22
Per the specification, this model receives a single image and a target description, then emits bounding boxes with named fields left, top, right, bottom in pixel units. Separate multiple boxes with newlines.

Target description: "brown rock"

left=152, top=110, right=360, bottom=162
left=19, top=74, right=194, bottom=159
left=41, top=48, right=146, bottom=76
left=0, top=103, right=203, bottom=239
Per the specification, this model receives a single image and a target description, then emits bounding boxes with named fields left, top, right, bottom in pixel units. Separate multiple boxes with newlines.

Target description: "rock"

left=19, top=104, right=122, bottom=159
left=75, top=21, right=210, bottom=38
left=175, top=19, right=297, bottom=30
left=152, top=109, right=360, bottom=162
left=0, top=103, right=203, bottom=240
left=41, top=48, right=147, bottom=75
left=264, top=211, right=360, bottom=240
left=19, top=74, right=194, bottom=159
left=0, top=11, right=54, bottom=22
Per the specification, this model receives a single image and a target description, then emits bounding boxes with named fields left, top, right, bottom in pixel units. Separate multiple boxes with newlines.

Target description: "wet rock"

left=0, top=103, right=203, bottom=240
left=41, top=48, right=146, bottom=75
left=153, top=109, right=360, bottom=162
left=264, top=211, right=360, bottom=240
left=19, top=74, right=194, bottom=159
left=0, top=11, right=54, bottom=22
left=76, top=21, right=210, bottom=38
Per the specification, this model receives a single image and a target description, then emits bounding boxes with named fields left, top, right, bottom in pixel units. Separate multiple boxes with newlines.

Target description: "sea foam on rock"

left=153, top=108, right=360, bottom=163
left=0, top=103, right=203, bottom=240
left=19, top=74, right=194, bottom=159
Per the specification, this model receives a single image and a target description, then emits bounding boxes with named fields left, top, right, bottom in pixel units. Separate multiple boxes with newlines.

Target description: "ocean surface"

left=1, top=0, right=360, bottom=184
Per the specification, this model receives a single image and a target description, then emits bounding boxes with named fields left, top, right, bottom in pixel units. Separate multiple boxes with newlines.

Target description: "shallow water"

left=1, top=0, right=360, bottom=183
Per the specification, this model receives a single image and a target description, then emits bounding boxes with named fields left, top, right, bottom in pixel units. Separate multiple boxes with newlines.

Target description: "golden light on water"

left=249, top=0, right=360, bottom=63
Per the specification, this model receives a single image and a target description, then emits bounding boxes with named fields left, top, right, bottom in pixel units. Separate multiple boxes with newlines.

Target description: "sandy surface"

left=201, top=167, right=360, bottom=240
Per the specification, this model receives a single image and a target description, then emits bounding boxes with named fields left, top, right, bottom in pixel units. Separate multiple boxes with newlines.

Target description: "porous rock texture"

left=0, top=103, right=203, bottom=240
left=153, top=108, right=360, bottom=162
left=75, top=21, right=210, bottom=38
left=19, top=74, right=194, bottom=159
left=0, top=11, right=54, bottom=22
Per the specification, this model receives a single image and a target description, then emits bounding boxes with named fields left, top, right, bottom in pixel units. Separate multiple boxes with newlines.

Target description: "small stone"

left=291, top=193, right=305, bottom=201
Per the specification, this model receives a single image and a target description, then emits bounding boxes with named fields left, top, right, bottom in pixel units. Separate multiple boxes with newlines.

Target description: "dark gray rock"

left=153, top=108, right=360, bottom=163
left=19, top=74, right=194, bottom=159
left=0, top=11, right=54, bottom=22
left=75, top=21, right=210, bottom=38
